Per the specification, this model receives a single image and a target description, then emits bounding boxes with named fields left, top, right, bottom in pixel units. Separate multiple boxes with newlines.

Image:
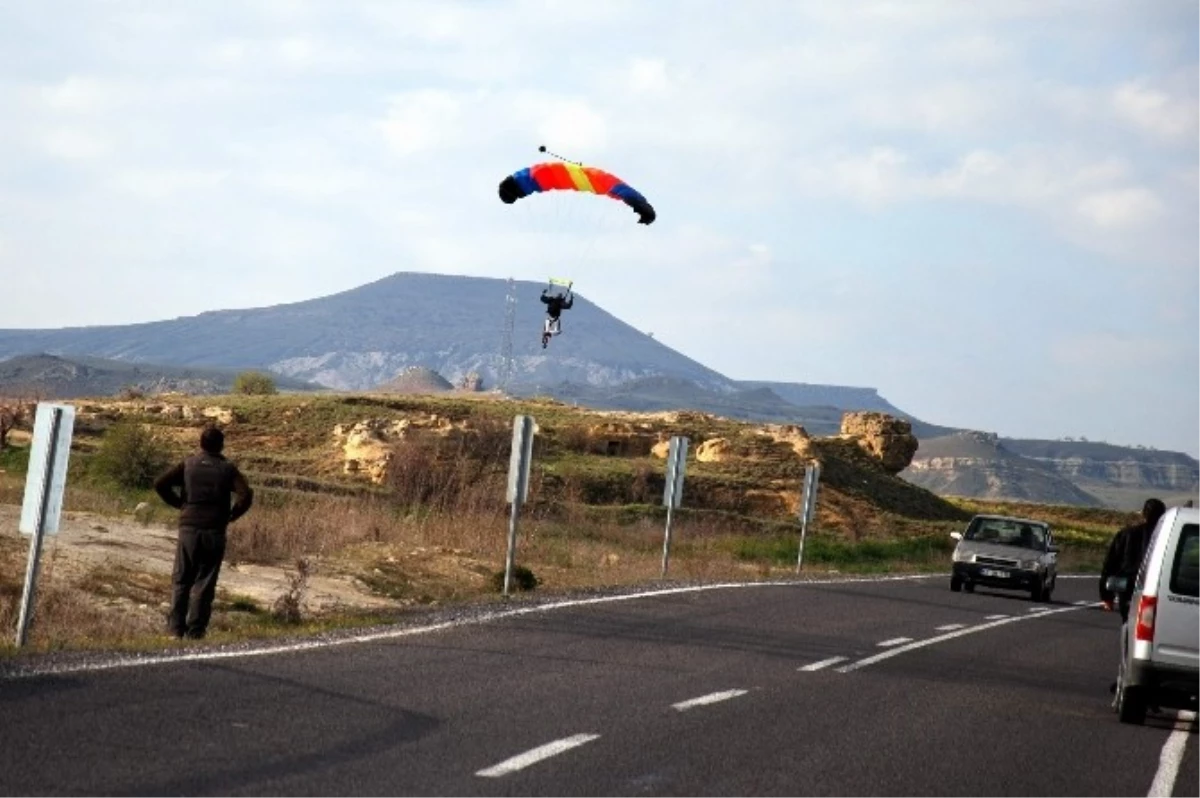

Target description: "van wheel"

left=1032, top=581, right=1047, bottom=602
left=950, top=576, right=962, bottom=592
left=963, top=582, right=974, bottom=593
left=1118, top=684, right=1148, bottom=725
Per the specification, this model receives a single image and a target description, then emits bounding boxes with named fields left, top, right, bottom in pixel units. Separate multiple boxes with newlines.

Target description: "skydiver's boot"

left=542, top=332, right=551, bottom=349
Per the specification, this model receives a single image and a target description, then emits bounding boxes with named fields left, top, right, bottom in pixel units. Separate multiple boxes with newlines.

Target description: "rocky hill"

left=901, top=432, right=1198, bottom=510
left=1, top=272, right=1194, bottom=510
left=0, top=353, right=321, bottom=398
left=375, top=366, right=455, bottom=395
left=0, top=273, right=731, bottom=393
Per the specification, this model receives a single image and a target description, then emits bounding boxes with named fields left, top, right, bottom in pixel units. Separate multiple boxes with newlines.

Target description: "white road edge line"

left=672, top=689, right=749, bottom=711
left=837, top=603, right=1097, bottom=673
left=878, top=637, right=913, bottom=647
left=1147, top=711, right=1197, bottom=797
left=3, top=574, right=945, bottom=678
left=935, top=624, right=966, bottom=631
left=799, top=656, right=848, bottom=672
left=476, top=733, right=600, bottom=778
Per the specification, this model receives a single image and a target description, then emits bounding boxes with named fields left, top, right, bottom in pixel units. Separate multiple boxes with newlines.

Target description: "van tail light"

left=1135, top=595, right=1158, bottom=643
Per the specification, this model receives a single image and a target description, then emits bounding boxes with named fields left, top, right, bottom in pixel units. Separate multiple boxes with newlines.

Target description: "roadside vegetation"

left=0, top=392, right=1134, bottom=655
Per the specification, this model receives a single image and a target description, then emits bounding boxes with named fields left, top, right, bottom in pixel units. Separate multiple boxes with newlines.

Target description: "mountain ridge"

left=1, top=271, right=1195, bottom=509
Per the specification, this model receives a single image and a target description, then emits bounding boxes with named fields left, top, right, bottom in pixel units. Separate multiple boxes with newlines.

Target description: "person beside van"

left=1099, top=498, right=1166, bottom=622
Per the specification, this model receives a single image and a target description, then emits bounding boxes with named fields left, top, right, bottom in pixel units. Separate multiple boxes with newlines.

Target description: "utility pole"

left=498, top=278, right=517, bottom=393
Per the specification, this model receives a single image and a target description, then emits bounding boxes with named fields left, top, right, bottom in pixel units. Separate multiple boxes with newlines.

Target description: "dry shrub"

left=271, top=559, right=310, bottom=624
left=386, top=424, right=511, bottom=515
left=227, top=496, right=403, bottom=564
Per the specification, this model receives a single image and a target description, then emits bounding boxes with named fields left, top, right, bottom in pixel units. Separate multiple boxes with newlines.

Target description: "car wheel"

left=1032, top=580, right=1048, bottom=602
left=1118, top=683, right=1148, bottom=725
left=950, top=575, right=962, bottom=592
left=963, top=582, right=975, bottom=593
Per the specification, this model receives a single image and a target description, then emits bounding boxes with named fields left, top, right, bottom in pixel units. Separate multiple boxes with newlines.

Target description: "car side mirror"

left=1105, top=576, right=1129, bottom=594
left=1048, top=544, right=1059, bottom=553
left=950, top=532, right=963, bottom=541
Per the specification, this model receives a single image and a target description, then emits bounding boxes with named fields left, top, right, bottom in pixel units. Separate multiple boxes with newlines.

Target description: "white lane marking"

left=1, top=574, right=945, bottom=678
left=1073, top=600, right=1092, bottom=606
left=935, top=624, right=966, bottom=631
left=476, top=733, right=600, bottom=778
left=672, top=689, right=749, bottom=711
left=1027, top=606, right=1052, bottom=613
left=985, top=614, right=1008, bottom=620
left=1148, top=711, right=1197, bottom=797
left=837, top=603, right=1096, bottom=673
left=799, top=656, right=848, bottom=672
left=878, top=637, right=913, bottom=647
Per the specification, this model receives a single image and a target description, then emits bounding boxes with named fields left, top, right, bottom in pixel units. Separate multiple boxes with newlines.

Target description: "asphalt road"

left=1, top=574, right=1195, bottom=796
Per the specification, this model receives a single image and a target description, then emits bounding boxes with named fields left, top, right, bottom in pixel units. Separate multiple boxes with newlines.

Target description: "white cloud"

left=1076, top=188, right=1165, bottom=230
left=41, top=127, right=108, bottom=159
left=627, top=58, right=671, bottom=94
left=377, top=90, right=464, bottom=156
left=40, top=77, right=116, bottom=113
left=1113, top=80, right=1199, bottom=141
left=114, top=169, right=231, bottom=199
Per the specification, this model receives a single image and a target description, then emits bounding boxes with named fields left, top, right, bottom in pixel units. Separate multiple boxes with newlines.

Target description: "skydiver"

left=540, top=287, right=574, bottom=348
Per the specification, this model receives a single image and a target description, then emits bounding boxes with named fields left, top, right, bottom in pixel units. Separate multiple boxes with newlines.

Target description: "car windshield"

left=964, top=518, right=1048, bottom=549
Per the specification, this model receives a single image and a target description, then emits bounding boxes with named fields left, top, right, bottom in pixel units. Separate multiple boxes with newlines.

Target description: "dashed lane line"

left=476, top=734, right=600, bottom=778
left=799, top=657, right=848, bottom=672
left=837, top=603, right=1097, bottom=673
left=672, top=689, right=749, bottom=711
left=877, top=637, right=913, bottom=647
left=935, top=624, right=966, bottom=631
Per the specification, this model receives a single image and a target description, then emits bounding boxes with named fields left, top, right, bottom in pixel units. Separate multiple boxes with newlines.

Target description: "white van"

left=1113, top=506, right=1199, bottom=724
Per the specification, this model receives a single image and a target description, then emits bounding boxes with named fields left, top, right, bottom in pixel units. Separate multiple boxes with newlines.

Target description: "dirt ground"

left=0, top=503, right=404, bottom=614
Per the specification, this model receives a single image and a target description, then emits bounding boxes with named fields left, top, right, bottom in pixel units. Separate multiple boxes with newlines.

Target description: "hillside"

left=0, top=353, right=321, bottom=398
left=1, top=271, right=1194, bottom=510
left=0, top=273, right=732, bottom=393
left=901, top=433, right=1103, bottom=507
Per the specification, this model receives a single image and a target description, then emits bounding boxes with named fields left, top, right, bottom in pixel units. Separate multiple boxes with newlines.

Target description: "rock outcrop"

left=839, top=412, right=918, bottom=474
left=332, top=413, right=460, bottom=484
left=901, top=431, right=1105, bottom=507
left=375, top=367, right=453, bottom=395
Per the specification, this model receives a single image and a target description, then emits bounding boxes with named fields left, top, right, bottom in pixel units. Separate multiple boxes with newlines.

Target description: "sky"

left=0, top=1, right=1197, bottom=455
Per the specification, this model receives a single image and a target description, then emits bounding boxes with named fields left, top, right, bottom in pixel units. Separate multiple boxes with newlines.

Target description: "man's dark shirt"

left=154, top=451, right=253, bottom=530
left=1099, top=520, right=1156, bottom=603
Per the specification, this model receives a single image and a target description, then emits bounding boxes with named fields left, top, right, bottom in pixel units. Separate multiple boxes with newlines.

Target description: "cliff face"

left=1000, top=439, right=1199, bottom=494
left=901, top=431, right=1200, bottom=509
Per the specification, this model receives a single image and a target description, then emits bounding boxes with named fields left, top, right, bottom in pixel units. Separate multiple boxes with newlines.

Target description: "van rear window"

left=1169, top=524, right=1199, bottom=598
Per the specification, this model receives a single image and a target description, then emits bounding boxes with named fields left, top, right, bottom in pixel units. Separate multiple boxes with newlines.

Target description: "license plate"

left=980, top=568, right=1009, bottom=578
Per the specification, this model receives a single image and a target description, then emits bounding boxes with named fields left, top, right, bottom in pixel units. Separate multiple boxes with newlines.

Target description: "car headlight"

left=1020, top=558, right=1040, bottom=570
left=953, top=548, right=971, bottom=563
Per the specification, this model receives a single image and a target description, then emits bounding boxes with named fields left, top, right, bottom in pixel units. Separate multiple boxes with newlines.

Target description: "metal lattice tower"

left=498, top=278, right=517, bottom=392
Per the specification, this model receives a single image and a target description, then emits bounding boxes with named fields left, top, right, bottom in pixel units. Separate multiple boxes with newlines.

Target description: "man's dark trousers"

left=170, top=527, right=226, bottom=639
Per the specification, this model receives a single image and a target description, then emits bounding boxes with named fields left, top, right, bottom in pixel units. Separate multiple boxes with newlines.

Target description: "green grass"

left=728, top=532, right=956, bottom=572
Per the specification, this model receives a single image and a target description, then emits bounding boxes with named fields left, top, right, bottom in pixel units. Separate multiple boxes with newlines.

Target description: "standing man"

left=154, top=426, right=254, bottom=640
left=1099, top=498, right=1166, bottom=622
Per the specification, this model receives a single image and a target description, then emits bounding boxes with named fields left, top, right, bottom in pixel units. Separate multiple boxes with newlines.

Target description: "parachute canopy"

left=498, top=161, right=656, bottom=225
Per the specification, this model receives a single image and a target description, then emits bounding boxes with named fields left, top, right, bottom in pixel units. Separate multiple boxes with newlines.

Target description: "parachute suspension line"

left=538, top=144, right=583, bottom=166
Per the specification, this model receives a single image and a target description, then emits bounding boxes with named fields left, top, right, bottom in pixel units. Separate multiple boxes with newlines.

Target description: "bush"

left=233, top=371, right=277, bottom=395
left=492, top=565, right=539, bottom=592
left=92, top=419, right=170, bottom=490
